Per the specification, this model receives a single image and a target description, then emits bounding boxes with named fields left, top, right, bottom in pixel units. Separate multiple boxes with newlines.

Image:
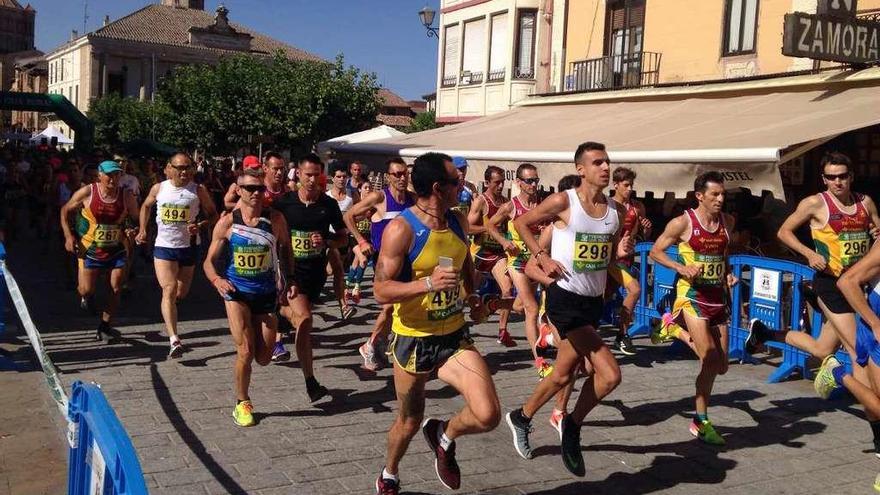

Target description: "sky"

left=28, top=0, right=441, bottom=101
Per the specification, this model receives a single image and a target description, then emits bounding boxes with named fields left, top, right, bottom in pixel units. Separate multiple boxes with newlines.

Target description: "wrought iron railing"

left=514, top=66, right=535, bottom=79
left=441, top=75, right=457, bottom=87
left=564, top=51, right=661, bottom=92
left=460, top=71, right=483, bottom=85
left=857, top=9, right=880, bottom=22
left=487, top=68, right=506, bottom=82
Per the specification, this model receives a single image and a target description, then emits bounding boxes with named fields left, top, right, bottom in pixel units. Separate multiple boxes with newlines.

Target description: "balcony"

left=564, top=51, right=661, bottom=93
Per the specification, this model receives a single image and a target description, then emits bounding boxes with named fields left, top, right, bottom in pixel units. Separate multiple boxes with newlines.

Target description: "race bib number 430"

left=573, top=233, right=612, bottom=272
left=695, top=254, right=725, bottom=285
left=159, top=204, right=189, bottom=224
left=291, top=230, right=322, bottom=259
left=233, top=245, right=271, bottom=276
left=94, top=224, right=121, bottom=247
left=840, top=231, right=870, bottom=268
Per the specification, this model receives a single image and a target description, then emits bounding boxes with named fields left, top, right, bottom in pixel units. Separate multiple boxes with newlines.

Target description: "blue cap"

left=452, top=156, right=468, bottom=169
left=97, top=160, right=123, bottom=174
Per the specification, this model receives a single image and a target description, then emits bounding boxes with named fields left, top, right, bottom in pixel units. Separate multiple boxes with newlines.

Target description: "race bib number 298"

left=573, top=233, right=612, bottom=272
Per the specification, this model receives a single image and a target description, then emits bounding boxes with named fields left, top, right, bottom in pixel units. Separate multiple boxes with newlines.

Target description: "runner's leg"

left=509, top=270, right=539, bottom=358
left=155, top=259, right=181, bottom=339
left=438, top=348, right=501, bottom=440
left=384, top=366, right=429, bottom=475
left=226, top=300, right=255, bottom=401
left=105, top=266, right=125, bottom=325
left=491, top=258, right=513, bottom=334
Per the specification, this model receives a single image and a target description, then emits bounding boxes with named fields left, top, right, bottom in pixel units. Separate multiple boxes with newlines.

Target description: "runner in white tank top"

left=154, top=180, right=200, bottom=249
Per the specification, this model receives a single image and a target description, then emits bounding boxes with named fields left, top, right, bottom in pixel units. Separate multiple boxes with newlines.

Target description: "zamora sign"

left=783, top=12, right=880, bottom=64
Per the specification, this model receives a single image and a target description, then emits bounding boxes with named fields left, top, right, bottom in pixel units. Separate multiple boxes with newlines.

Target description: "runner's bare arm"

left=485, top=202, right=514, bottom=248
left=723, top=212, right=739, bottom=287
left=837, top=243, right=880, bottom=334
left=59, top=185, right=90, bottom=244
left=202, top=213, right=234, bottom=291
left=514, top=192, right=567, bottom=259
left=123, top=189, right=139, bottom=225
left=467, top=195, right=487, bottom=235
left=223, top=183, right=239, bottom=211
left=197, top=185, right=219, bottom=227
left=778, top=194, right=826, bottom=270
left=271, top=210, right=295, bottom=286
left=343, top=190, right=384, bottom=246
left=612, top=202, right=633, bottom=261
left=650, top=214, right=697, bottom=279
left=326, top=200, right=348, bottom=249
left=453, top=210, right=476, bottom=296
left=524, top=228, right=555, bottom=285
left=138, top=183, right=160, bottom=239
left=635, top=200, right=652, bottom=239
left=863, top=195, right=880, bottom=240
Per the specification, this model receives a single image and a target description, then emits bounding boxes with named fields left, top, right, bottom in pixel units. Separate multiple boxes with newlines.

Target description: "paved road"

left=6, top=245, right=880, bottom=494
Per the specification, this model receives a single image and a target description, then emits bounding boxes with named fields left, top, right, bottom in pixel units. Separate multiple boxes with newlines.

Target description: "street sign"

left=816, top=0, right=857, bottom=19
left=783, top=11, right=880, bottom=64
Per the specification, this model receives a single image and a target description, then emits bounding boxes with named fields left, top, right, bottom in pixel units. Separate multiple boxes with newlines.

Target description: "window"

left=442, top=24, right=459, bottom=87
left=75, top=85, right=79, bottom=107
left=488, top=12, right=508, bottom=82
left=461, top=18, right=486, bottom=84
left=514, top=10, right=536, bottom=79
left=724, top=0, right=759, bottom=55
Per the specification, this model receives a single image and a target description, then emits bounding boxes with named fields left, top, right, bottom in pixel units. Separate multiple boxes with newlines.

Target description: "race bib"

left=573, top=233, right=612, bottom=272
left=290, top=230, right=322, bottom=259
left=233, top=245, right=271, bottom=276
left=94, top=224, right=121, bottom=247
left=159, top=204, right=189, bottom=224
left=356, top=218, right=371, bottom=236
left=426, top=283, right=463, bottom=321
left=694, top=254, right=725, bottom=285
left=840, top=231, right=870, bottom=268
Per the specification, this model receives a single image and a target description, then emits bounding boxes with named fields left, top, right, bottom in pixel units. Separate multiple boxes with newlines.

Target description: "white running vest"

left=552, top=189, right=619, bottom=297
left=326, top=190, right=353, bottom=234
left=155, top=180, right=200, bottom=249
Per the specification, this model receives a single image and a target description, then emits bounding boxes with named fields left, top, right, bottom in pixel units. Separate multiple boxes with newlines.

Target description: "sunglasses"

left=239, top=184, right=267, bottom=193
left=823, top=172, right=850, bottom=181
left=170, top=165, right=192, bottom=171
left=519, top=177, right=540, bottom=185
left=388, top=171, right=407, bottom=178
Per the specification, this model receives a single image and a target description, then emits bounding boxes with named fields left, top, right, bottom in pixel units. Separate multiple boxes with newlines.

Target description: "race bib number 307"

left=94, top=224, right=121, bottom=247
left=291, top=230, right=322, bottom=259
left=573, top=233, right=612, bottom=272
left=233, top=246, right=271, bottom=276
left=159, top=204, right=189, bottom=224
left=840, top=231, right=869, bottom=268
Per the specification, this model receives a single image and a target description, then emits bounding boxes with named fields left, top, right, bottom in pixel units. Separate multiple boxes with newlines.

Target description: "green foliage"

left=87, top=53, right=380, bottom=153
left=405, top=110, right=438, bottom=133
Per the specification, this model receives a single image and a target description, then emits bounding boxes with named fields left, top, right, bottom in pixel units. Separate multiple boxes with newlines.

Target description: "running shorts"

left=856, top=291, right=880, bottom=368
left=474, top=248, right=505, bottom=273
left=544, top=282, right=603, bottom=338
left=813, top=272, right=854, bottom=314
left=154, top=245, right=198, bottom=267
left=79, top=252, right=126, bottom=270
left=608, top=260, right=638, bottom=288
left=672, top=297, right=729, bottom=327
left=389, top=326, right=474, bottom=374
left=292, top=259, right=328, bottom=303
left=228, top=290, right=277, bottom=315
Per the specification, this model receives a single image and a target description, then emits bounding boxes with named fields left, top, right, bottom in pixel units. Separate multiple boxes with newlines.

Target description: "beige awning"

left=327, top=69, right=880, bottom=199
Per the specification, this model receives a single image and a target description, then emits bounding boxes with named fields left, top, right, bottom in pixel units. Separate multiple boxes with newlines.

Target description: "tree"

left=88, top=94, right=173, bottom=150
left=405, top=110, right=439, bottom=133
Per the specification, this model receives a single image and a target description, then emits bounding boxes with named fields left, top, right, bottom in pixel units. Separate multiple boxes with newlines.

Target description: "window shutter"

left=489, top=13, right=508, bottom=74
left=517, top=11, right=535, bottom=72
left=462, top=18, right=486, bottom=74
left=443, top=25, right=460, bottom=78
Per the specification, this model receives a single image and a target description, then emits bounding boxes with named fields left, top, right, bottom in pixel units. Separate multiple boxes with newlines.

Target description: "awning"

left=317, top=124, right=405, bottom=155
left=327, top=69, right=880, bottom=199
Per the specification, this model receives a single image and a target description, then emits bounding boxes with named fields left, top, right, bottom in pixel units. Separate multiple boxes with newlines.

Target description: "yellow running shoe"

left=233, top=400, right=255, bottom=427
left=814, top=355, right=843, bottom=400
left=873, top=473, right=880, bottom=492
left=536, top=357, right=554, bottom=380
left=651, top=313, right=676, bottom=344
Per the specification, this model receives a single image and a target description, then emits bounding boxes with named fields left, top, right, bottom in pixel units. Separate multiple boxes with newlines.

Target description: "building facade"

left=0, top=0, right=35, bottom=55
left=9, top=52, right=47, bottom=131
left=44, top=0, right=320, bottom=139
left=435, top=0, right=550, bottom=123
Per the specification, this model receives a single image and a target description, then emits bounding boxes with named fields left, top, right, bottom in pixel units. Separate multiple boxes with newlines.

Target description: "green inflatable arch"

left=0, top=91, right=94, bottom=151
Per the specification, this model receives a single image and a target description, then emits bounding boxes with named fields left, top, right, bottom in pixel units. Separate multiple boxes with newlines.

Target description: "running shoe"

left=614, top=335, right=637, bottom=356
left=168, top=339, right=184, bottom=359
left=306, top=377, right=329, bottom=403
left=560, top=416, right=585, bottom=476
left=344, top=287, right=353, bottom=305
left=689, top=418, right=725, bottom=445
left=341, top=304, right=356, bottom=320
left=359, top=341, right=381, bottom=371
left=874, top=473, right=880, bottom=493
left=745, top=318, right=770, bottom=355
left=650, top=313, right=676, bottom=345
left=232, top=400, right=255, bottom=427
left=351, top=285, right=361, bottom=305
left=271, top=342, right=290, bottom=362
left=505, top=410, right=534, bottom=460
left=814, top=354, right=843, bottom=400
left=536, top=357, right=554, bottom=380
left=497, top=328, right=516, bottom=347
left=80, top=295, right=96, bottom=315
left=96, top=321, right=122, bottom=342
left=549, top=409, right=566, bottom=436
left=421, top=418, right=461, bottom=490
left=536, top=323, right=553, bottom=350
left=375, top=473, right=400, bottom=495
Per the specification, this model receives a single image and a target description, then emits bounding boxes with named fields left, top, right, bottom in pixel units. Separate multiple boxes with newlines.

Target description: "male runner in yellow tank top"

left=372, top=152, right=500, bottom=495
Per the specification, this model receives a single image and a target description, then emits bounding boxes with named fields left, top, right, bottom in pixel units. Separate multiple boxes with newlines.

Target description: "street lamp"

left=419, top=6, right=439, bottom=38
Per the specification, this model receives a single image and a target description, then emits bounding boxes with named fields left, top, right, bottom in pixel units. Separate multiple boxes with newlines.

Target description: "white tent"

left=317, top=125, right=404, bottom=155
left=30, top=126, right=73, bottom=145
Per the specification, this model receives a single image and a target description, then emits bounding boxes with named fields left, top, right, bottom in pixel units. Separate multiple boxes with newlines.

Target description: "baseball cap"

left=452, top=156, right=468, bottom=169
left=243, top=155, right=261, bottom=169
left=97, top=160, right=123, bottom=174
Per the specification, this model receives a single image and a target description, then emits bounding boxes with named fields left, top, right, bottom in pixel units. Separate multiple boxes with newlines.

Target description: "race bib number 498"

left=573, top=233, right=612, bottom=272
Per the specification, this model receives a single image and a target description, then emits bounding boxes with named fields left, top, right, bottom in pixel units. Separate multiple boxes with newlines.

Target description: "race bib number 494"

left=573, top=233, right=612, bottom=272
left=94, top=224, right=121, bottom=247
left=290, top=230, right=322, bottom=259
left=840, top=231, right=869, bottom=268
left=159, top=204, right=189, bottom=224
left=233, top=245, right=271, bottom=276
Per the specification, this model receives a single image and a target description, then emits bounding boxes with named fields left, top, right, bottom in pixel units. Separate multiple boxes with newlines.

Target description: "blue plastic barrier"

left=727, top=255, right=822, bottom=383
left=627, top=242, right=677, bottom=338
left=67, top=381, right=148, bottom=495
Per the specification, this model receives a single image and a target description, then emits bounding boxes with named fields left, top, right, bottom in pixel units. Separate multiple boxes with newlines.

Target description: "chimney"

left=70, top=30, right=78, bottom=41
left=103, top=15, right=110, bottom=27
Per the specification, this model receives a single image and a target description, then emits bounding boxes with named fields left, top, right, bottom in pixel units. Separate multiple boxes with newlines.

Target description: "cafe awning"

left=328, top=68, right=880, bottom=199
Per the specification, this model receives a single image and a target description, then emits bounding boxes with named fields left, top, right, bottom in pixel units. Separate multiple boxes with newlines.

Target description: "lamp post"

left=419, top=6, right=439, bottom=38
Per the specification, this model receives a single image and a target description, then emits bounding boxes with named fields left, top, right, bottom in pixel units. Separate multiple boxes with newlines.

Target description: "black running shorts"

left=813, top=271, right=853, bottom=314
left=545, top=282, right=604, bottom=338
left=389, top=326, right=474, bottom=374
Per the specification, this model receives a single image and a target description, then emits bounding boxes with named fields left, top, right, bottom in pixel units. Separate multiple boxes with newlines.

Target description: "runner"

left=504, top=142, right=630, bottom=476
left=343, top=158, right=416, bottom=372
left=346, top=179, right=374, bottom=305
left=346, top=160, right=365, bottom=199
left=326, top=161, right=355, bottom=319
left=607, top=167, right=652, bottom=356
left=273, top=153, right=346, bottom=403
left=745, top=151, right=880, bottom=449
left=467, top=165, right=515, bottom=346
left=373, top=152, right=500, bottom=495
left=650, top=171, right=737, bottom=446
left=202, top=167, right=294, bottom=427
left=451, top=156, right=477, bottom=217
left=224, top=153, right=289, bottom=210
left=137, top=152, right=218, bottom=358
left=60, top=160, right=139, bottom=341
left=485, top=163, right=553, bottom=378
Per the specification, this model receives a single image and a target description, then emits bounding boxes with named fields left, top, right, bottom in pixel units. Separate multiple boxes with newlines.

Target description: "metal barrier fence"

left=0, top=242, right=147, bottom=495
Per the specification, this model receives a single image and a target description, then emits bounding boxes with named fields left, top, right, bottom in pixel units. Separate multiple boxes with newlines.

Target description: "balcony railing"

left=487, top=68, right=506, bottom=82
left=441, top=75, right=457, bottom=87
left=514, top=66, right=535, bottom=80
left=564, top=51, right=661, bottom=92
left=460, top=71, right=483, bottom=85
